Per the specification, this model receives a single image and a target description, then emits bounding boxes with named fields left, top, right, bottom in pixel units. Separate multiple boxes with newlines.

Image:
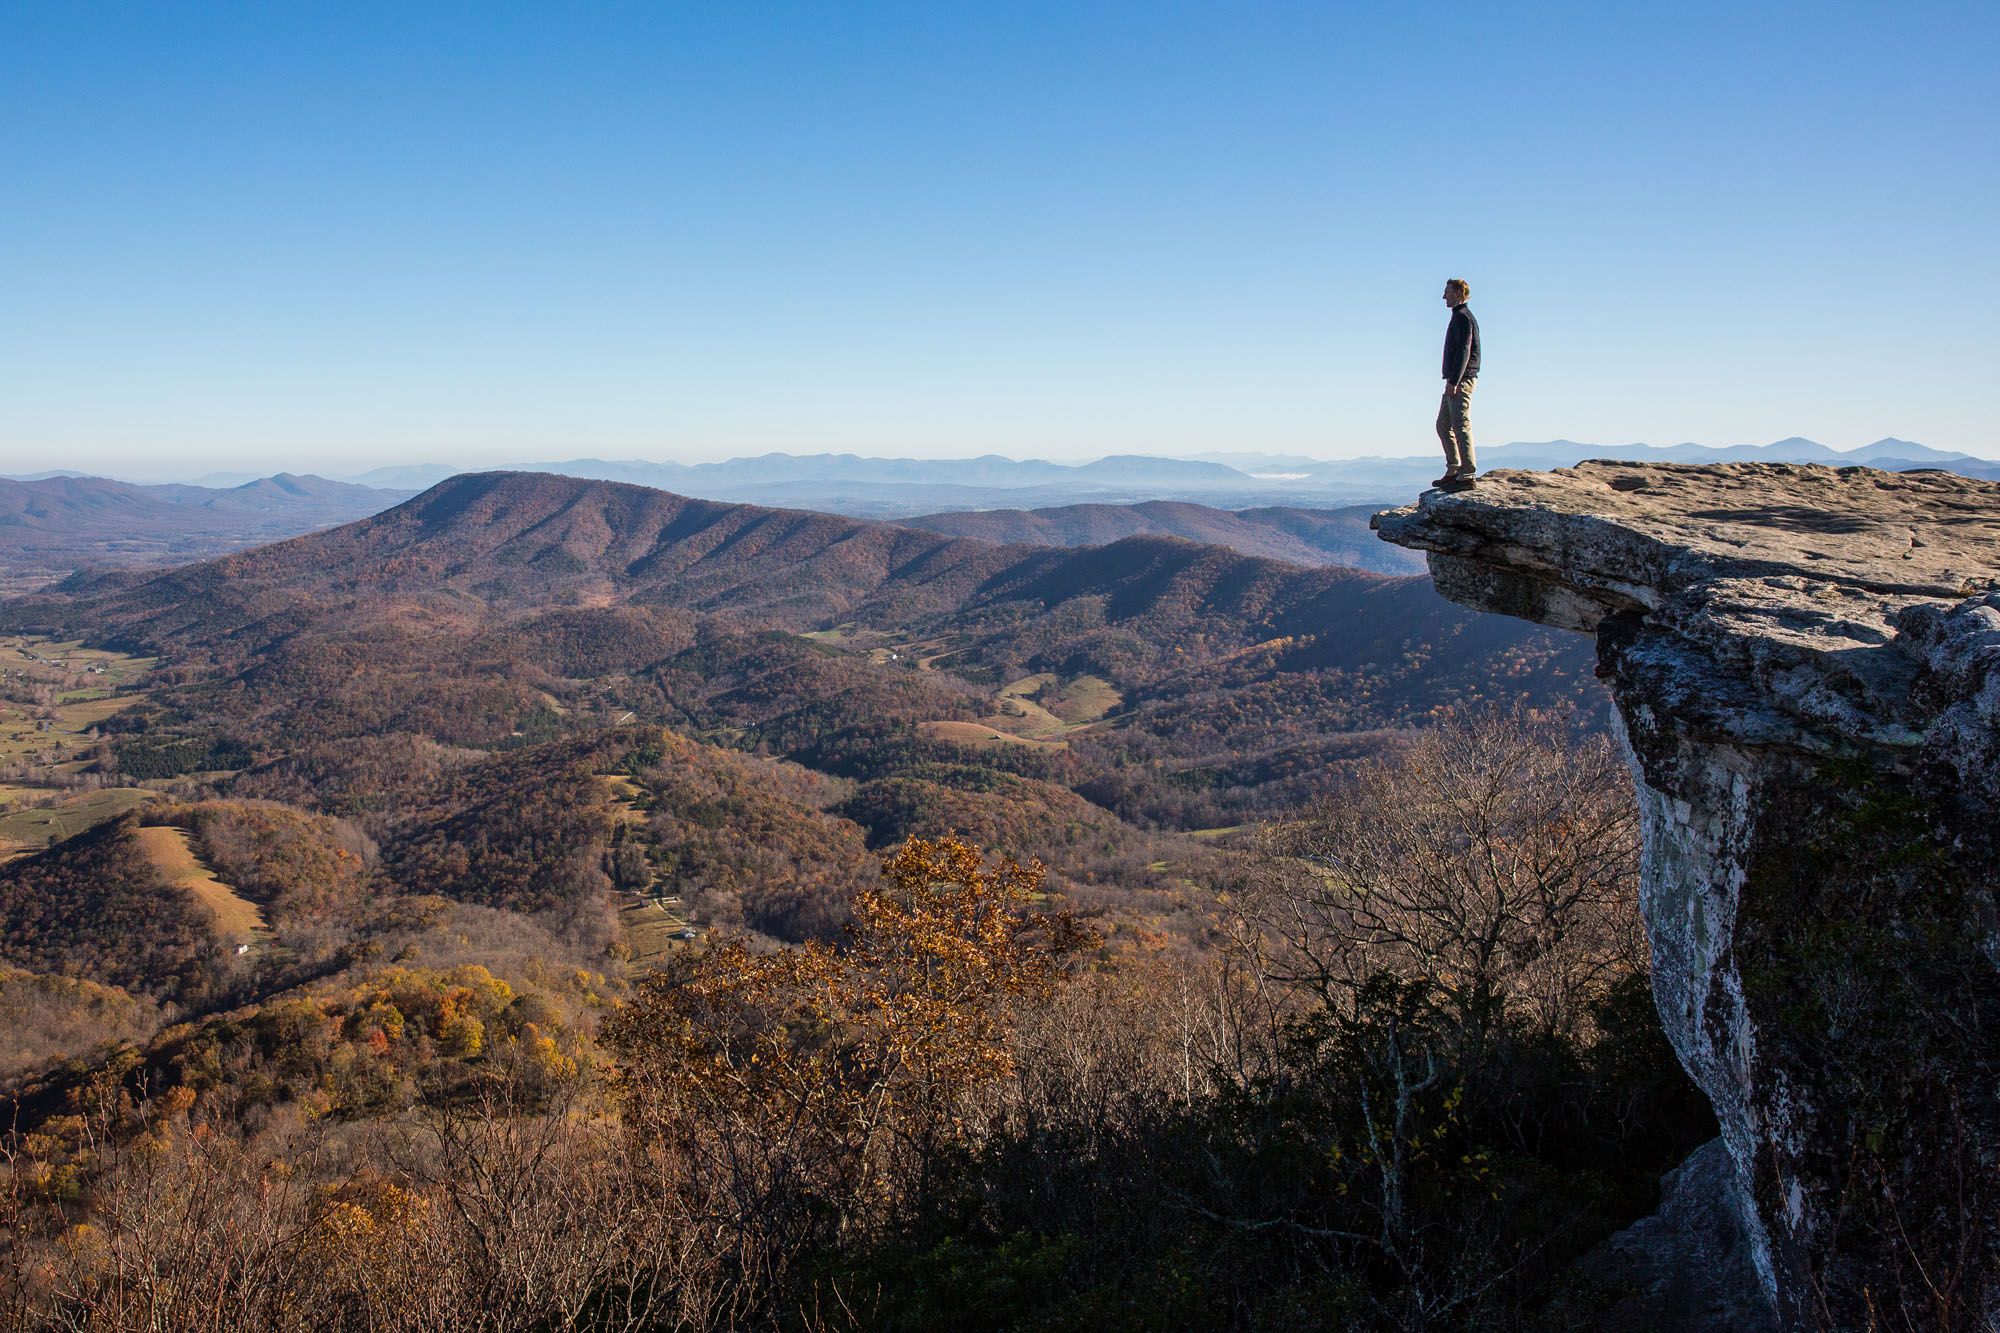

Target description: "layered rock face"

left=1375, top=462, right=2000, bottom=1328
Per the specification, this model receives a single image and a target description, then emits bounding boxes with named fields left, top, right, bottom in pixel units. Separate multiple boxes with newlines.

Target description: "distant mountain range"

left=330, top=452, right=1264, bottom=517
left=0, top=472, right=407, bottom=529
left=0, top=472, right=415, bottom=595
left=3, top=437, right=1989, bottom=595
left=330, top=437, right=1998, bottom=515
left=1185, top=437, right=1995, bottom=476
left=898, top=501, right=1426, bottom=576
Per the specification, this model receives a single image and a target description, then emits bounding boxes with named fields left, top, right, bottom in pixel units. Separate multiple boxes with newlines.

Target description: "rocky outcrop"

left=1375, top=462, right=2000, bottom=1329
left=1579, top=1138, right=1779, bottom=1332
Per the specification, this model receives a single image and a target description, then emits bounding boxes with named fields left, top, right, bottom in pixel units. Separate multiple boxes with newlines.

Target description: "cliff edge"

left=1376, top=462, right=2000, bottom=1328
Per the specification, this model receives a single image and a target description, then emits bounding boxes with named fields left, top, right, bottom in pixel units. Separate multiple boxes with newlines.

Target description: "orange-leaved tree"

left=603, top=834, right=1092, bottom=1308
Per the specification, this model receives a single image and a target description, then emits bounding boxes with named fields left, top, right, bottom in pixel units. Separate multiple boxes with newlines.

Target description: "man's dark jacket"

left=1443, top=305, right=1481, bottom=386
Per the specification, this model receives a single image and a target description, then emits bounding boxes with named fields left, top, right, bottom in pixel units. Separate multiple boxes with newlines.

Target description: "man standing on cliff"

left=1435, top=278, right=1481, bottom=488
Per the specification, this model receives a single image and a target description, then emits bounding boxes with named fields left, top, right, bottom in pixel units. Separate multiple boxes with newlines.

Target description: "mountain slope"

left=13, top=474, right=1492, bottom=699
left=0, top=815, right=221, bottom=1002
left=6, top=471, right=1580, bottom=696
left=81, top=471, right=1013, bottom=632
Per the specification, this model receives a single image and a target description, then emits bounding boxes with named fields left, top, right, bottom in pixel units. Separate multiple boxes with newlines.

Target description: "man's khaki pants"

left=1436, top=380, right=1476, bottom=475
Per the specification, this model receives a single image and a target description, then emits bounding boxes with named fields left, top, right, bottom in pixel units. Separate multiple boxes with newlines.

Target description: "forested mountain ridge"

left=7, top=471, right=1535, bottom=661
left=103, top=470, right=1003, bottom=627
left=1, top=470, right=1598, bottom=839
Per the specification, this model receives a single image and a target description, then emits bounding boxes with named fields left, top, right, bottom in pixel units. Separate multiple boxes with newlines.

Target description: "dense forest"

left=0, top=475, right=1709, bottom=1330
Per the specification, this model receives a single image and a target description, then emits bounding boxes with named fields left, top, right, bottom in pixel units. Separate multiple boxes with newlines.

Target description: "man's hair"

left=1445, top=278, right=1470, bottom=300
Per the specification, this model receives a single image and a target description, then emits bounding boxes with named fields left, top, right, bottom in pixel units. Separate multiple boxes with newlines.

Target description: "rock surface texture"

left=1375, top=462, right=2000, bottom=1330
left=1580, top=1138, right=1780, bottom=1332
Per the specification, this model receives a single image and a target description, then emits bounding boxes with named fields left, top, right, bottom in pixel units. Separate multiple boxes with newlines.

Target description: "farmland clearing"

left=0, top=634, right=160, bottom=852
left=133, top=825, right=267, bottom=945
left=1, top=634, right=153, bottom=765
left=0, top=788, right=155, bottom=857
left=799, top=625, right=1125, bottom=751
left=964, top=672, right=1124, bottom=742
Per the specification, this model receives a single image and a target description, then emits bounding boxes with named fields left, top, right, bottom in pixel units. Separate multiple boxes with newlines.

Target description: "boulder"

left=1579, top=1137, right=1779, bottom=1331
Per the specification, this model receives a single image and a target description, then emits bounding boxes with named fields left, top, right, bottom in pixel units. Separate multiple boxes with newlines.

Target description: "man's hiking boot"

left=1442, top=471, right=1478, bottom=492
left=1431, top=474, right=1457, bottom=489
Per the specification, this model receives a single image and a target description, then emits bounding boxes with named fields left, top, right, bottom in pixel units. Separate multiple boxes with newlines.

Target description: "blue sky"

left=2, top=1, right=1994, bottom=477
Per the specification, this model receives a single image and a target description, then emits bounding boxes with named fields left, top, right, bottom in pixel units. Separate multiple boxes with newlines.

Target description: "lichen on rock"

left=1376, top=462, right=2000, bottom=1329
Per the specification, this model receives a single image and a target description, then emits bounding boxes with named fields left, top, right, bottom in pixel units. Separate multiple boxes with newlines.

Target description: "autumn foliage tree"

left=604, top=834, right=1091, bottom=1312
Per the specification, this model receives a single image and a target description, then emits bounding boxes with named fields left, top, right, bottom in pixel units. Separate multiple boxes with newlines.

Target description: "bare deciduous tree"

left=1247, top=706, right=1643, bottom=1042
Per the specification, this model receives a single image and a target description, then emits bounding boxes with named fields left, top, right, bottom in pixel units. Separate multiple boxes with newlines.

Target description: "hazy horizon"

left=8, top=433, right=1991, bottom=490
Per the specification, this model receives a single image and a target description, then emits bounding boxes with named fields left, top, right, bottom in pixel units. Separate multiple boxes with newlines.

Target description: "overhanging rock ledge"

left=1375, top=461, right=2000, bottom=1328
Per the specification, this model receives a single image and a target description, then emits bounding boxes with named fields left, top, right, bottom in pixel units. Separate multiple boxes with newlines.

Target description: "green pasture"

left=0, top=787, right=155, bottom=850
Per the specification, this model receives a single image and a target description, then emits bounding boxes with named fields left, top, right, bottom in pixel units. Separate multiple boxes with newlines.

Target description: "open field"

left=55, top=695, right=141, bottom=729
left=0, top=636, right=155, bottom=794
left=0, top=787, right=155, bottom=853
left=0, top=633, right=161, bottom=853
left=0, top=717, right=54, bottom=766
left=0, top=573, right=63, bottom=600
left=617, top=895, right=691, bottom=970
left=0, top=635, right=154, bottom=767
left=919, top=720, right=1068, bottom=750
left=803, top=624, right=965, bottom=668
left=942, top=672, right=1126, bottom=745
left=817, top=628, right=965, bottom=673
left=805, top=626, right=1126, bottom=753
left=6, top=637, right=158, bottom=686
left=133, top=825, right=267, bottom=943
left=989, top=673, right=1068, bottom=734
left=801, top=625, right=880, bottom=648
left=874, top=639, right=956, bottom=669
left=1045, top=673, right=1121, bottom=725
left=811, top=625, right=1006, bottom=678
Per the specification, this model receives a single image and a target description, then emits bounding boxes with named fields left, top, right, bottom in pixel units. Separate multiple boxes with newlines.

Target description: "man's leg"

left=1449, top=380, right=1477, bottom=475
left=1436, top=392, right=1464, bottom=478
